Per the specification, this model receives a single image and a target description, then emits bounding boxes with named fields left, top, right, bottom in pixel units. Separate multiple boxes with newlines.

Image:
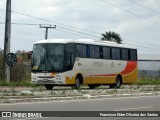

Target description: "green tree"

left=101, top=31, right=122, bottom=44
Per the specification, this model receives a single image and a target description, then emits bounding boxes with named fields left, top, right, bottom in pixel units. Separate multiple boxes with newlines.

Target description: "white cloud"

left=0, top=0, right=160, bottom=54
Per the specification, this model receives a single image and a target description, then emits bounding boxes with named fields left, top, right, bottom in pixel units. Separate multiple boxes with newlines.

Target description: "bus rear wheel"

left=45, top=84, right=54, bottom=90
left=109, top=76, right=122, bottom=89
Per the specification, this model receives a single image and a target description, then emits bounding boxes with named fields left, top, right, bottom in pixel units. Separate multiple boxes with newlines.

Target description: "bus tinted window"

left=94, top=46, right=100, bottom=58
left=102, top=47, right=110, bottom=59
left=88, top=45, right=100, bottom=58
left=130, top=49, right=137, bottom=61
left=112, top=48, right=120, bottom=60
left=121, top=49, right=128, bottom=60
left=89, top=45, right=94, bottom=58
left=117, top=48, right=120, bottom=60
left=65, top=44, right=75, bottom=71
left=76, top=44, right=86, bottom=57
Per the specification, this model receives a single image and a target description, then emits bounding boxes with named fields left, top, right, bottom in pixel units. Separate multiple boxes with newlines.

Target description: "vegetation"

left=0, top=78, right=160, bottom=87
left=135, top=78, right=160, bottom=85
left=101, top=31, right=123, bottom=44
left=0, top=49, right=31, bottom=83
left=0, top=80, right=31, bottom=86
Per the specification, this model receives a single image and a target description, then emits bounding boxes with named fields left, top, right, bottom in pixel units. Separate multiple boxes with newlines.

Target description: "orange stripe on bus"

left=88, top=61, right=137, bottom=77
left=121, top=61, right=137, bottom=75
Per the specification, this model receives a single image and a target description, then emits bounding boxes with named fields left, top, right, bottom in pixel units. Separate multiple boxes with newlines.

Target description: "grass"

left=135, top=78, right=160, bottom=85
left=0, top=78, right=160, bottom=87
left=0, top=80, right=32, bottom=86
left=0, top=80, right=44, bottom=87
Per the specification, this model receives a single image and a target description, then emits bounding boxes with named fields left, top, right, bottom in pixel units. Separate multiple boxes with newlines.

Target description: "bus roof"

left=34, top=39, right=137, bottom=49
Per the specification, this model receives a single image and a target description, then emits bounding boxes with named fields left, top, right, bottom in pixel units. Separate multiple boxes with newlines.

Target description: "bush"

left=0, top=50, right=31, bottom=83
left=136, top=78, right=160, bottom=85
left=11, top=63, right=25, bottom=82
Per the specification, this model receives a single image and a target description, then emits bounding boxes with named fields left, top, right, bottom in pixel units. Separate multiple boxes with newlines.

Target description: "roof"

left=34, top=39, right=137, bottom=49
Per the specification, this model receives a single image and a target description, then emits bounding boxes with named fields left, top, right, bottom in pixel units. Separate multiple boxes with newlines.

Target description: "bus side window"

left=100, top=47, right=103, bottom=58
left=76, top=44, right=86, bottom=58
left=86, top=45, right=90, bottom=58
left=103, top=47, right=110, bottom=59
left=129, top=49, right=137, bottom=61
left=121, top=49, right=128, bottom=60
left=94, top=46, right=100, bottom=58
left=89, top=45, right=94, bottom=58
left=111, top=48, right=120, bottom=60
left=64, top=44, right=75, bottom=71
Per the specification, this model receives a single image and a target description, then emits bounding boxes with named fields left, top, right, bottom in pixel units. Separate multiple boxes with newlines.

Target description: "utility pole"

left=40, top=25, right=56, bottom=39
left=3, top=0, right=11, bottom=83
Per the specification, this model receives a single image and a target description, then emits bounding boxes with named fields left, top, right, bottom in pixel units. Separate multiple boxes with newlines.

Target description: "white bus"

left=31, top=39, right=138, bottom=90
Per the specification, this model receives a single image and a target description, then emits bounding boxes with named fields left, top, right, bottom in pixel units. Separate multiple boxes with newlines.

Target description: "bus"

left=31, top=39, right=138, bottom=90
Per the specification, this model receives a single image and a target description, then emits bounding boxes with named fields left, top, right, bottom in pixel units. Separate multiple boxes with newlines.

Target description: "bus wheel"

left=115, top=76, right=122, bottom=88
left=109, top=76, right=122, bottom=89
left=45, top=84, right=54, bottom=90
left=74, top=76, right=81, bottom=89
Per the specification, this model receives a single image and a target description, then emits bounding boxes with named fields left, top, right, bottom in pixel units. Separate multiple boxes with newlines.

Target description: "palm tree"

left=101, top=31, right=122, bottom=44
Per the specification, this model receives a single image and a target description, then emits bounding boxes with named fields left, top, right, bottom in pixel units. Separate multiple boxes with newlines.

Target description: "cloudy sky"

left=0, top=0, right=160, bottom=54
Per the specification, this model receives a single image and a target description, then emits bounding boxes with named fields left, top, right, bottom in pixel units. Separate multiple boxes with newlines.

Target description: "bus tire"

left=74, top=76, right=81, bottom=89
left=45, top=84, right=54, bottom=90
left=116, top=76, right=122, bottom=88
left=109, top=76, right=122, bottom=89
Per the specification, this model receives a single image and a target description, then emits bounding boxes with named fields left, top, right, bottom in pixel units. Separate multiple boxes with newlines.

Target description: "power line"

left=57, top=27, right=160, bottom=51
left=3, top=4, right=160, bottom=49
left=58, top=29, right=160, bottom=52
left=129, top=0, right=160, bottom=15
left=2, top=8, right=160, bottom=50
left=1, top=22, right=160, bottom=50
left=0, top=22, right=101, bottom=38
left=0, top=22, right=54, bottom=26
left=58, top=27, right=160, bottom=50
left=11, top=10, right=101, bottom=35
left=123, top=38, right=160, bottom=49
left=98, top=0, right=160, bottom=26
left=56, top=28, right=94, bottom=39
left=123, top=42, right=160, bottom=51
left=58, top=26, right=101, bottom=39
left=12, top=11, right=52, bottom=23
left=0, top=21, right=101, bottom=40
left=12, top=23, right=49, bottom=26
left=0, top=22, right=48, bottom=26
left=12, top=9, right=160, bottom=47
left=11, top=10, right=105, bottom=41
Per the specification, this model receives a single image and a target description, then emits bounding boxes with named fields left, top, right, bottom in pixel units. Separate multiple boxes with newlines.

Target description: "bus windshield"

left=32, top=44, right=64, bottom=72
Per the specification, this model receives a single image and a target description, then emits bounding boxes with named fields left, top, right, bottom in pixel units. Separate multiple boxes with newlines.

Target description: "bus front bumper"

left=31, top=73, right=66, bottom=84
